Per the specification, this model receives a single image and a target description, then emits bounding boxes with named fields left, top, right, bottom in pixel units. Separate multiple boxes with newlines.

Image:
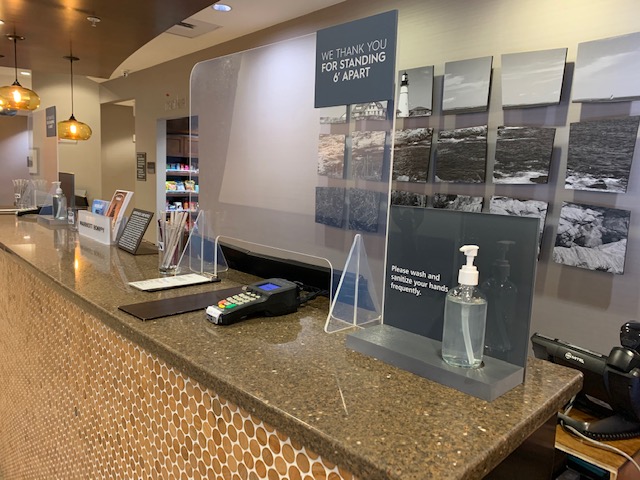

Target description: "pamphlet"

left=91, top=199, right=110, bottom=215
left=105, top=190, right=133, bottom=239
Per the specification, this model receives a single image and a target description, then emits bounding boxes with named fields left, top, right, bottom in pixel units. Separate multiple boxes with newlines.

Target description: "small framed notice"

left=117, top=209, right=155, bottom=254
left=136, top=152, right=147, bottom=181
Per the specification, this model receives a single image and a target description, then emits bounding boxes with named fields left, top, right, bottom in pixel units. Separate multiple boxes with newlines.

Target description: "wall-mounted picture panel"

left=442, top=56, right=493, bottom=114
left=351, top=130, right=386, bottom=181
left=493, top=126, right=556, bottom=184
left=565, top=116, right=640, bottom=193
left=392, top=128, right=433, bottom=182
left=350, top=101, right=388, bottom=120
left=501, top=48, right=567, bottom=108
left=432, top=194, right=483, bottom=212
left=391, top=190, right=427, bottom=207
left=317, top=133, right=345, bottom=178
left=435, top=126, right=487, bottom=183
left=573, top=32, right=640, bottom=103
left=553, top=202, right=630, bottom=274
left=489, top=196, right=548, bottom=247
left=348, top=188, right=381, bottom=232
left=315, top=186, right=346, bottom=228
left=319, top=105, right=347, bottom=124
left=395, top=66, right=434, bottom=118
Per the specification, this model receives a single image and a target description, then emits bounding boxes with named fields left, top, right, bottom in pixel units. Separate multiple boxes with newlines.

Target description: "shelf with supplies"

left=166, top=191, right=199, bottom=197
left=165, top=169, right=199, bottom=177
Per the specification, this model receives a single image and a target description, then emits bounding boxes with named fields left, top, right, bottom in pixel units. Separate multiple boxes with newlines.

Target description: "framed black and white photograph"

left=435, top=126, right=487, bottom=183
left=493, top=126, right=556, bottom=184
left=565, top=116, right=640, bottom=193
left=351, top=130, right=386, bottom=181
left=553, top=202, right=630, bottom=274
left=391, top=190, right=427, bottom=207
left=315, top=186, right=346, bottom=228
left=317, top=133, right=345, bottom=178
left=395, top=66, right=434, bottom=118
left=349, top=101, right=388, bottom=121
left=432, top=194, right=483, bottom=212
left=501, top=48, right=567, bottom=108
left=348, top=188, right=381, bottom=232
left=573, top=32, right=640, bottom=103
left=442, top=56, right=492, bottom=114
left=392, top=128, right=433, bottom=182
left=489, top=196, right=548, bottom=247
left=319, top=105, right=347, bottom=125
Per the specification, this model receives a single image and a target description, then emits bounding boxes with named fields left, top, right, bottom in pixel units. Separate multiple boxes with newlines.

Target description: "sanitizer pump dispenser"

left=442, top=245, right=488, bottom=368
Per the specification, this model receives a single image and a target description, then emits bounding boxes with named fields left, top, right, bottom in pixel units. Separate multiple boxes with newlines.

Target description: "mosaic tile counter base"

left=0, top=254, right=355, bottom=480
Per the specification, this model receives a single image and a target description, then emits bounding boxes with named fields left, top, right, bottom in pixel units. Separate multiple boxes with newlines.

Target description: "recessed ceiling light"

left=20, top=71, right=31, bottom=76
left=212, top=3, right=232, bottom=12
left=0, top=19, right=5, bottom=25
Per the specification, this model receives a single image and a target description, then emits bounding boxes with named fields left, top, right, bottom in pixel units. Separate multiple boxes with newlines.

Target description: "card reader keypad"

left=216, top=291, right=261, bottom=310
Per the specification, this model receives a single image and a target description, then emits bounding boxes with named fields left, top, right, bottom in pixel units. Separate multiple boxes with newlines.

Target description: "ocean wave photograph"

left=435, top=125, right=487, bottom=183
left=565, top=116, right=640, bottom=193
left=392, top=128, right=433, bottom=182
left=493, top=126, right=556, bottom=184
left=351, top=130, right=387, bottom=181
left=391, top=190, right=427, bottom=207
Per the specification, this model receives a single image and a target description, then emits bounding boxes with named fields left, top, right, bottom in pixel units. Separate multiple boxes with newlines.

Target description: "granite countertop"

left=0, top=216, right=583, bottom=480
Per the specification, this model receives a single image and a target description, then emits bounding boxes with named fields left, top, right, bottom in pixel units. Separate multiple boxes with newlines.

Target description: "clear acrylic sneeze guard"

left=190, top=33, right=392, bottom=325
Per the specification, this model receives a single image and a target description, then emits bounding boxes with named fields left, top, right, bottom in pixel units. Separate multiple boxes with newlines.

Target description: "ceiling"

left=0, top=0, right=346, bottom=81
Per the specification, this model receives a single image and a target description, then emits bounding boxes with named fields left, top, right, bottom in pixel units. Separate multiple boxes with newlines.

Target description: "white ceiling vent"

left=166, top=18, right=221, bottom=38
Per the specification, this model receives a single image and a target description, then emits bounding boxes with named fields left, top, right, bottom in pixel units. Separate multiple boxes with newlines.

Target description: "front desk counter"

left=0, top=217, right=582, bottom=480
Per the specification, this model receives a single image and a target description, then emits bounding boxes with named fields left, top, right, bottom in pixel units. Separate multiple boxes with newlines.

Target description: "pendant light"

left=0, top=34, right=41, bottom=111
left=57, top=54, right=92, bottom=141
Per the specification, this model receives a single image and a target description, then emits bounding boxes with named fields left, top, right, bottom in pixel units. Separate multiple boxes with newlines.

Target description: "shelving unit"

left=164, top=117, right=199, bottom=214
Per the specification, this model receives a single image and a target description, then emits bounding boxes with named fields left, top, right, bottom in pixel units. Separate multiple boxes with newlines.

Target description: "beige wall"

left=0, top=116, right=29, bottom=206
left=100, top=104, right=136, bottom=203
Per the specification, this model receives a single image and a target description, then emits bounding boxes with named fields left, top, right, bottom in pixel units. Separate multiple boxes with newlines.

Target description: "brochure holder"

left=324, top=234, right=382, bottom=333
left=78, top=210, right=114, bottom=245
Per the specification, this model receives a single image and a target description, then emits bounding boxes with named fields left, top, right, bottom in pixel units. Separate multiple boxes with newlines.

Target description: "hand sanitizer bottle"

left=442, top=245, right=488, bottom=368
left=52, top=181, right=67, bottom=220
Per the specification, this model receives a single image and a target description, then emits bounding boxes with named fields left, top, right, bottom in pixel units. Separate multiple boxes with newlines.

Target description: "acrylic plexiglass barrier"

left=190, top=33, right=391, bottom=332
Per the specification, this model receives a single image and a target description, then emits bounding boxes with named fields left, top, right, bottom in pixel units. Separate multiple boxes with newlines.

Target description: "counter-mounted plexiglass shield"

left=190, top=33, right=392, bottom=331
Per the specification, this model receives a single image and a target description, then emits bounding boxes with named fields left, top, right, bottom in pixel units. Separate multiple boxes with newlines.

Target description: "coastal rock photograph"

left=553, top=202, right=630, bottom=274
left=565, top=116, right=640, bottom=193
left=315, top=187, right=346, bottom=228
left=435, top=126, right=487, bottom=183
left=432, top=194, right=483, bottom=212
left=351, top=130, right=387, bottom=181
left=493, top=126, right=556, bottom=184
left=317, top=134, right=345, bottom=178
left=348, top=188, right=382, bottom=232
left=489, top=196, right=548, bottom=247
left=392, top=128, right=433, bottom=182
left=391, top=190, right=427, bottom=207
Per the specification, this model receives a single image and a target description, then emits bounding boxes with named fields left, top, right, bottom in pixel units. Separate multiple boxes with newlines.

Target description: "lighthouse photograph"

left=395, top=66, right=434, bottom=118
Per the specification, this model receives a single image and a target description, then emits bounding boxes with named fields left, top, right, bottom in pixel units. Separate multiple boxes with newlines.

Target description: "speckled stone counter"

left=0, top=216, right=582, bottom=479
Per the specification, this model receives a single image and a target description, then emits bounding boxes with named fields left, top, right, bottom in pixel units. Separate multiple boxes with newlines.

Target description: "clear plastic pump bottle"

left=52, top=181, right=67, bottom=220
left=442, top=245, right=488, bottom=368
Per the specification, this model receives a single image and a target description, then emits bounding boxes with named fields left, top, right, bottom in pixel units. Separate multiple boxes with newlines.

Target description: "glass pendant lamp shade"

left=57, top=54, right=92, bottom=141
left=0, top=35, right=41, bottom=111
left=58, top=114, right=92, bottom=140
left=0, top=95, right=18, bottom=116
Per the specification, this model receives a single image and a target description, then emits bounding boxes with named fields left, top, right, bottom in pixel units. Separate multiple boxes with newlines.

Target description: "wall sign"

left=136, top=152, right=147, bottom=181
left=45, top=106, right=56, bottom=137
left=314, top=10, right=398, bottom=108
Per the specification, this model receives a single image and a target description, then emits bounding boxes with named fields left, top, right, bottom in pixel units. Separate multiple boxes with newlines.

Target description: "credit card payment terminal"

left=205, top=278, right=299, bottom=325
